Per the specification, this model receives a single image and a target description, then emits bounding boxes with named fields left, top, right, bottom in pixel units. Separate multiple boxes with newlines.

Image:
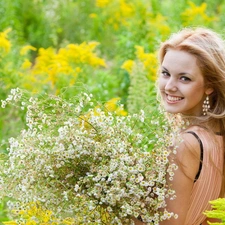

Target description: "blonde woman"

left=135, top=27, right=225, bottom=225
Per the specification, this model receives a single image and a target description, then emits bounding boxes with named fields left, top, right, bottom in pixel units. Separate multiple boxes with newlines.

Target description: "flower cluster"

left=3, top=202, right=62, bottom=225
left=20, top=42, right=106, bottom=93
left=0, top=28, right=11, bottom=55
left=0, top=88, right=179, bottom=224
left=121, top=46, right=158, bottom=82
left=94, top=0, right=134, bottom=29
left=181, top=1, right=217, bottom=26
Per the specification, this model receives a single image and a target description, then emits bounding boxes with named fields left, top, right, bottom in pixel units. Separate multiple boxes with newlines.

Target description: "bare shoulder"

left=172, top=128, right=202, bottom=181
left=176, top=129, right=202, bottom=157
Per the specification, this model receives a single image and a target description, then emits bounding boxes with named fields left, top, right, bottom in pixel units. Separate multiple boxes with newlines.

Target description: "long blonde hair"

left=158, top=27, right=225, bottom=196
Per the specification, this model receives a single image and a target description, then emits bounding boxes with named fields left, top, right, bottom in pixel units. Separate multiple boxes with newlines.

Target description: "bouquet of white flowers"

left=0, top=88, right=179, bottom=225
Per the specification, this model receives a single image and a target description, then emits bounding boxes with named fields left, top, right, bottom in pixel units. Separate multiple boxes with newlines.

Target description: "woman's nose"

left=165, top=78, right=178, bottom=92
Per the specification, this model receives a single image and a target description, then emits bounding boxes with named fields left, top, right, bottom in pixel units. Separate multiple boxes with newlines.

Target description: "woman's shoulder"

left=178, top=127, right=203, bottom=155
left=183, top=125, right=215, bottom=142
left=181, top=125, right=222, bottom=155
left=184, top=125, right=207, bottom=134
left=170, top=126, right=203, bottom=183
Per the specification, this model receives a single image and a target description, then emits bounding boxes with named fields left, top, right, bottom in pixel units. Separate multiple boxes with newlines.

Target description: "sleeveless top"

left=184, top=126, right=224, bottom=225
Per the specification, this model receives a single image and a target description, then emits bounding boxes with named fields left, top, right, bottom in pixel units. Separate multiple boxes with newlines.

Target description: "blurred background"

left=1, top=0, right=225, bottom=221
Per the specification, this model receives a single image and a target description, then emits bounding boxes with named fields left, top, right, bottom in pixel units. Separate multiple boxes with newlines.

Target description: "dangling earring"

left=202, top=95, right=210, bottom=115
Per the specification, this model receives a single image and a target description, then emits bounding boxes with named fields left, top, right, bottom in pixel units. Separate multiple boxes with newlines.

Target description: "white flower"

left=74, top=184, right=79, bottom=192
left=0, top=89, right=178, bottom=224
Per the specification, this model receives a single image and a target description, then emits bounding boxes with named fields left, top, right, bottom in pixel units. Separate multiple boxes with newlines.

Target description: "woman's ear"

left=205, top=87, right=214, bottom=95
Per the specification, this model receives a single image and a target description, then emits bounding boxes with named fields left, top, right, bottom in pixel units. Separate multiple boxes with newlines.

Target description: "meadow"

left=0, top=0, right=225, bottom=224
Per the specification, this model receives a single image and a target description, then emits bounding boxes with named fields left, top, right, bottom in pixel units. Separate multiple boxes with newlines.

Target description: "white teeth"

left=167, top=95, right=182, bottom=101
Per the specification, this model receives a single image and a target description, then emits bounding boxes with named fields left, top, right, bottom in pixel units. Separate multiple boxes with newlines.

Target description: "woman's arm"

left=160, top=132, right=201, bottom=224
left=134, top=132, right=201, bottom=225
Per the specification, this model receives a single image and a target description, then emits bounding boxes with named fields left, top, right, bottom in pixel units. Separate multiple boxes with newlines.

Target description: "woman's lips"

left=166, top=94, right=184, bottom=103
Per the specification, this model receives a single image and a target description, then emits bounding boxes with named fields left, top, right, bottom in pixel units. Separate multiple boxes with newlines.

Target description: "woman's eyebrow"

left=161, top=66, right=169, bottom=72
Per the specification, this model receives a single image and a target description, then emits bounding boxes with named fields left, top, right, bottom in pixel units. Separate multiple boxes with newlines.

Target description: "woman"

left=135, top=27, right=225, bottom=225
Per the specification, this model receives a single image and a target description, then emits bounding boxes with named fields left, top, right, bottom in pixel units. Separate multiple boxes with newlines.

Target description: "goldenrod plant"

left=1, top=0, right=225, bottom=223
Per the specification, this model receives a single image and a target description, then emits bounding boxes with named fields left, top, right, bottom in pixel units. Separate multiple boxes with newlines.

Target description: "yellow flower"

left=22, top=42, right=105, bottom=93
left=3, top=222, right=18, bottom=225
left=181, top=1, right=217, bottom=26
left=21, top=59, right=32, bottom=70
left=25, top=221, right=36, bottom=225
left=105, top=97, right=121, bottom=112
left=75, top=67, right=82, bottom=73
left=61, top=217, right=76, bottom=225
left=89, top=13, right=98, bottom=18
left=135, top=46, right=146, bottom=61
left=66, top=42, right=106, bottom=67
left=115, top=107, right=128, bottom=116
left=135, top=46, right=158, bottom=81
left=97, top=0, right=134, bottom=29
left=6, top=202, right=61, bottom=225
left=121, top=60, right=135, bottom=74
left=143, top=53, right=158, bottom=81
left=0, top=28, right=12, bottom=54
left=147, top=13, right=170, bottom=38
left=95, top=0, right=110, bottom=8
left=120, top=0, right=134, bottom=18
left=20, top=45, right=37, bottom=56
left=105, top=97, right=127, bottom=116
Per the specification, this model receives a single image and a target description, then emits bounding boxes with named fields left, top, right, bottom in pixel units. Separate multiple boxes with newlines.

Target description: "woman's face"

left=158, top=49, right=213, bottom=116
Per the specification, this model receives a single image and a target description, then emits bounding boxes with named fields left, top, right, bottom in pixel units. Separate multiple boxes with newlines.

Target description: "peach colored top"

left=184, top=126, right=224, bottom=225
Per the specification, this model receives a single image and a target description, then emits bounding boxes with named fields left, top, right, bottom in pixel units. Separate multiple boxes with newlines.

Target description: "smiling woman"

left=158, top=49, right=213, bottom=116
left=135, top=27, right=225, bottom=225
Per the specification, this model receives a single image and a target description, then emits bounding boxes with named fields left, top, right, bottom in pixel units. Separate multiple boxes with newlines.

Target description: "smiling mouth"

left=166, top=94, right=184, bottom=102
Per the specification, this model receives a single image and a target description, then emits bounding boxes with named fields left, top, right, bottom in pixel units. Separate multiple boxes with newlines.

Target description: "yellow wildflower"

left=135, top=46, right=158, bottom=81
left=98, top=0, right=134, bottom=29
left=135, top=46, right=146, bottom=61
left=0, top=28, right=12, bottom=54
left=105, top=97, right=127, bottom=116
left=66, top=42, right=106, bottom=67
left=24, top=221, right=36, bottom=225
left=181, top=1, right=217, bottom=26
left=143, top=53, right=158, bottom=81
left=121, top=60, right=135, bottom=74
left=61, top=217, right=76, bottom=225
left=81, top=97, right=127, bottom=129
left=20, top=45, right=37, bottom=56
left=89, top=13, right=98, bottom=18
left=113, top=0, right=134, bottom=28
left=105, top=97, right=121, bottom=112
left=95, top=0, right=110, bottom=8
left=21, top=42, right=105, bottom=93
left=3, top=222, right=18, bottom=225
left=147, top=13, right=170, bottom=38
left=120, top=0, right=134, bottom=18
left=5, top=202, right=60, bottom=225
left=75, top=67, right=82, bottom=73
left=115, top=106, right=128, bottom=116
left=21, top=59, right=32, bottom=70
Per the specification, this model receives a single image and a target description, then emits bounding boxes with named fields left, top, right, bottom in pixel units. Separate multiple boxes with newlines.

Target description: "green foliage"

left=1, top=0, right=225, bottom=222
left=0, top=199, right=9, bottom=222
left=126, top=62, right=156, bottom=114
left=204, top=198, right=225, bottom=224
left=1, top=0, right=223, bottom=59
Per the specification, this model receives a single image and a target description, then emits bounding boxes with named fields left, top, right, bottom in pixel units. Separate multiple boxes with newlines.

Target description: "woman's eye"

left=180, top=76, right=191, bottom=81
left=161, top=71, right=170, bottom=77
